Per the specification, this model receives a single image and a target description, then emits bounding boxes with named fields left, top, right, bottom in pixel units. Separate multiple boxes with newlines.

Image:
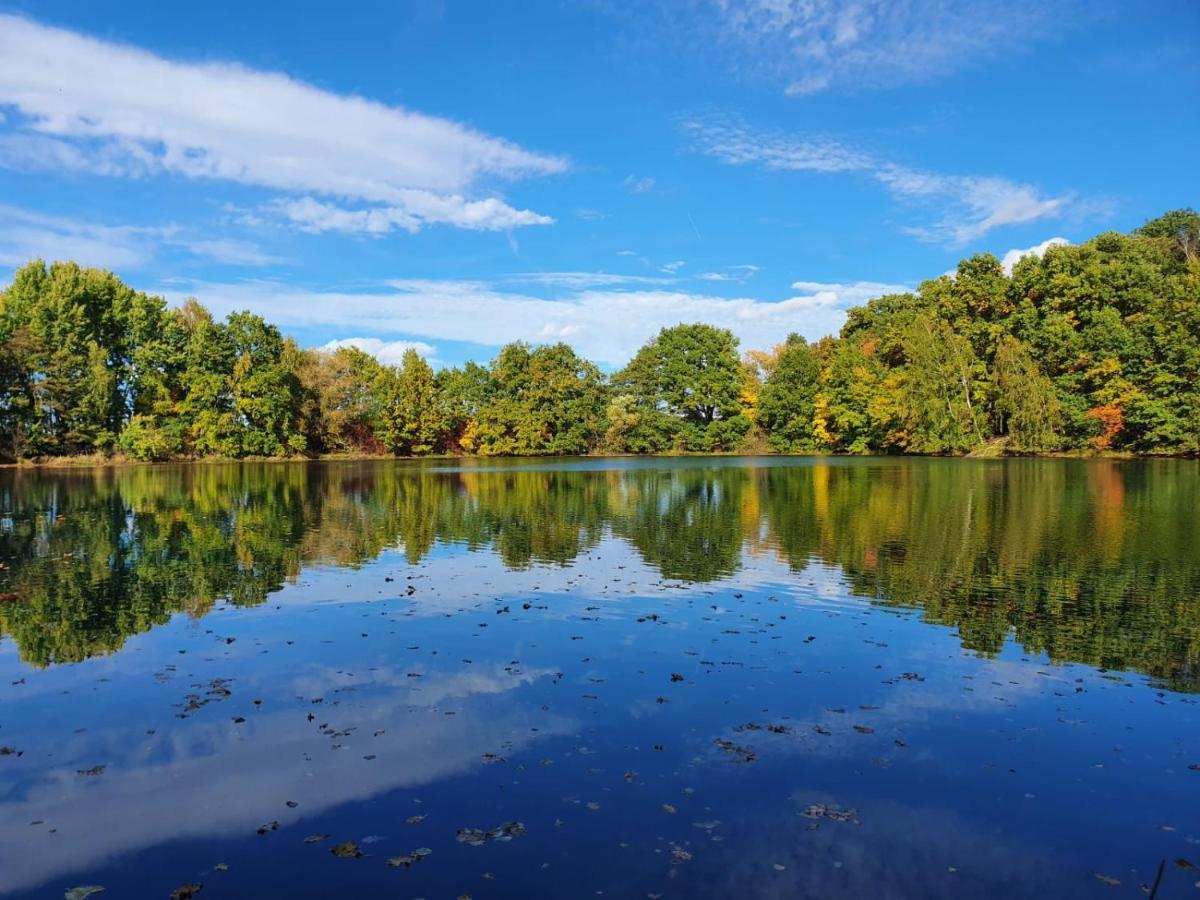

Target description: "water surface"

left=1, top=457, right=1197, bottom=898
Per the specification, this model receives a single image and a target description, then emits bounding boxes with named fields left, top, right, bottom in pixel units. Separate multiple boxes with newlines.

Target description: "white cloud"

left=166, top=275, right=912, bottom=365
left=685, top=117, right=1069, bottom=245
left=273, top=194, right=552, bottom=235
left=711, top=0, right=1066, bottom=95
left=507, top=271, right=674, bottom=288
left=0, top=204, right=284, bottom=271
left=1000, top=236, right=1069, bottom=274
left=623, top=174, right=656, bottom=194
left=320, top=336, right=437, bottom=367
left=0, top=15, right=564, bottom=233
left=659, top=260, right=686, bottom=274
left=699, top=264, right=761, bottom=282
left=877, top=166, right=1068, bottom=244
left=178, top=238, right=283, bottom=267
left=0, top=203, right=163, bottom=269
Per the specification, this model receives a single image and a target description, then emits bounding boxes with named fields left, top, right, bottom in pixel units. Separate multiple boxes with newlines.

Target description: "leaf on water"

left=65, top=888, right=104, bottom=900
left=169, top=884, right=203, bottom=900
left=303, top=833, right=330, bottom=843
left=456, top=822, right=527, bottom=846
left=1094, top=874, right=1120, bottom=886
left=662, top=804, right=677, bottom=815
left=853, top=725, right=875, bottom=734
left=330, top=841, right=362, bottom=859
left=256, top=821, right=278, bottom=835
left=802, top=803, right=860, bottom=825
left=77, top=765, right=106, bottom=777
left=386, top=848, right=432, bottom=868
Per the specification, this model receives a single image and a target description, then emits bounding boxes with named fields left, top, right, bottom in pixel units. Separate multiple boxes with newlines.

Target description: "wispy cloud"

left=506, top=271, right=674, bottom=289
left=711, top=0, right=1070, bottom=95
left=684, top=117, right=1070, bottom=245
left=699, top=264, right=761, bottom=282
left=179, top=238, right=284, bottom=267
left=623, top=174, right=656, bottom=194
left=0, top=204, right=282, bottom=272
left=0, top=204, right=162, bottom=270
left=0, top=14, right=564, bottom=234
left=164, top=275, right=912, bottom=365
left=272, top=194, right=552, bottom=235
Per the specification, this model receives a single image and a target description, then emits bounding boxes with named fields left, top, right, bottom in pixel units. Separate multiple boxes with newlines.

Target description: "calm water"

left=0, top=457, right=1197, bottom=899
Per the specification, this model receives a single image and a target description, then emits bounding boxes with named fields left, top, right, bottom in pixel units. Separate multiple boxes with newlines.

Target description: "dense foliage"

left=0, top=209, right=1196, bottom=461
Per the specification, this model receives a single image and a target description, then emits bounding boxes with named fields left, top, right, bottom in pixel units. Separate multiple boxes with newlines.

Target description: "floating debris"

left=169, top=884, right=203, bottom=900
left=386, top=848, right=432, bottom=868
left=331, top=841, right=362, bottom=859
left=714, top=738, right=756, bottom=763
left=456, top=822, right=527, bottom=846
left=802, top=803, right=860, bottom=825
left=65, top=888, right=104, bottom=900
left=256, top=821, right=279, bottom=835
left=303, top=833, right=330, bottom=843
left=670, top=845, right=692, bottom=865
left=77, top=765, right=106, bottom=777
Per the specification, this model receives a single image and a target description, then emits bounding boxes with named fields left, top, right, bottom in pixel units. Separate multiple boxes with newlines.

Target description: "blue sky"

left=0, top=1, right=1197, bottom=369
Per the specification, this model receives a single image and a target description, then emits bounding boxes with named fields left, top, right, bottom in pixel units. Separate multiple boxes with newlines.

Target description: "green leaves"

left=614, top=324, right=749, bottom=451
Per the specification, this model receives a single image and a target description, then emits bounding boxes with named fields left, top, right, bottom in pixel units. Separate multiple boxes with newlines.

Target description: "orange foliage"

left=1086, top=405, right=1124, bottom=450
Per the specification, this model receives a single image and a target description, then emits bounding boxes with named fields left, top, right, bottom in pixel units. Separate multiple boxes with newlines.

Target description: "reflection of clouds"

left=0, top=665, right=573, bottom=895
left=688, top=789, right=1062, bottom=899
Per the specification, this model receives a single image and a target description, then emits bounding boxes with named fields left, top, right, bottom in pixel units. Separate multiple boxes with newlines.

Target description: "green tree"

left=757, top=334, right=820, bottom=452
left=375, top=349, right=443, bottom=455
left=992, top=336, right=1062, bottom=453
left=614, top=323, right=750, bottom=451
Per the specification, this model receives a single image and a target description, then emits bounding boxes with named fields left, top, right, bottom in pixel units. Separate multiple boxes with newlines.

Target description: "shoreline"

left=1, top=448, right=1192, bottom=470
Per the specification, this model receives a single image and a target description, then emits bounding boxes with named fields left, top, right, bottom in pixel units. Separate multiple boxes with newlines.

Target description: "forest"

left=0, top=209, right=1196, bottom=462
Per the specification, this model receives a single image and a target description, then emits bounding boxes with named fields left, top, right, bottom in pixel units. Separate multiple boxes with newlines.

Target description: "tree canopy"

left=0, top=209, right=1196, bottom=461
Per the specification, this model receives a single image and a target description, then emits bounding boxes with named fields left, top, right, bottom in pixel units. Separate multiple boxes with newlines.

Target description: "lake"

left=0, top=457, right=1197, bottom=898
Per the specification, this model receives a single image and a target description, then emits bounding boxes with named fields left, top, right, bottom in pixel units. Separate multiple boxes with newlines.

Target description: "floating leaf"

left=456, top=822, right=527, bottom=846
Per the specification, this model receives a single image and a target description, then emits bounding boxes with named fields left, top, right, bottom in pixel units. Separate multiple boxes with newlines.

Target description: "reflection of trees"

left=609, top=467, right=745, bottom=581
left=0, top=460, right=1197, bottom=690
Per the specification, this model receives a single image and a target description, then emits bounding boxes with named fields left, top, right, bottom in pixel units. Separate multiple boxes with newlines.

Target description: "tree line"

left=2, top=459, right=1196, bottom=689
left=0, top=209, right=1196, bottom=462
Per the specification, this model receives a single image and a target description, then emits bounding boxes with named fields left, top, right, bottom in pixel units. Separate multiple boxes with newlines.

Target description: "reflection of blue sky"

left=0, top=613, right=572, bottom=894
left=1, top=530, right=1197, bottom=897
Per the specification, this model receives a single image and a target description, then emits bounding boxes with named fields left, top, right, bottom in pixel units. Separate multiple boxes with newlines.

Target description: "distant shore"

left=2, top=448, right=1189, bottom=470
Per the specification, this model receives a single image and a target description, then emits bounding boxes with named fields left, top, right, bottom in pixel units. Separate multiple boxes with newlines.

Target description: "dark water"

left=0, top=457, right=1197, bottom=899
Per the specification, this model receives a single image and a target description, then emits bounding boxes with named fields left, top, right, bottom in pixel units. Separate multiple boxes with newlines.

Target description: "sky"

left=0, top=1, right=1197, bottom=369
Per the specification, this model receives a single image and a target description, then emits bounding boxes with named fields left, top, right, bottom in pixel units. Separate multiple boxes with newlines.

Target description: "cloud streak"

left=0, top=14, right=564, bottom=234
left=684, top=117, right=1070, bottom=245
left=712, top=0, right=1069, bottom=95
left=165, top=276, right=911, bottom=365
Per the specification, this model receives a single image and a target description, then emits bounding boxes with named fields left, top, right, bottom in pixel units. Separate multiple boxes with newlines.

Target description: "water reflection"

left=0, top=458, right=1197, bottom=898
left=2, top=458, right=1196, bottom=689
